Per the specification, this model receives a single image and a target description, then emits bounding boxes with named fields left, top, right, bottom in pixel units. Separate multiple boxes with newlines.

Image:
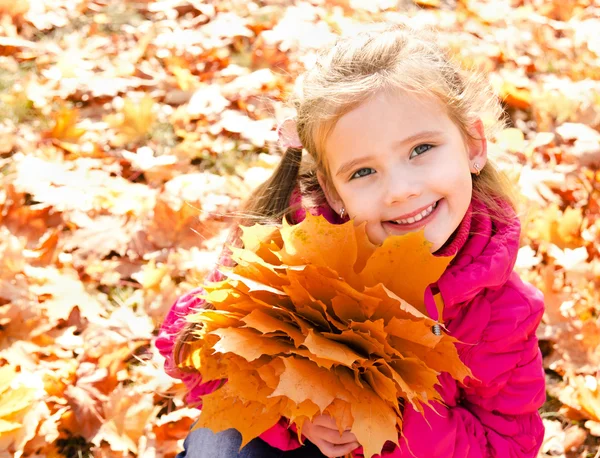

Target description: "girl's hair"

left=174, top=21, right=518, bottom=369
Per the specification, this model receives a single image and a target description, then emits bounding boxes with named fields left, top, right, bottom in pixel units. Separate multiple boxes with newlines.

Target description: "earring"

left=473, top=163, right=481, bottom=176
left=339, top=207, right=345, bottom=219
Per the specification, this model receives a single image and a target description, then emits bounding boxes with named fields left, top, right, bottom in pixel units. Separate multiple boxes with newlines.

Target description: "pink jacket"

left=156, top=197, right=546, bottom=457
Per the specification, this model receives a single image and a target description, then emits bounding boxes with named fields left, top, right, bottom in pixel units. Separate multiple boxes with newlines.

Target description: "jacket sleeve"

left=375, top=280, right=546, bottom=458
left=157, top=287, right=303, bottom=451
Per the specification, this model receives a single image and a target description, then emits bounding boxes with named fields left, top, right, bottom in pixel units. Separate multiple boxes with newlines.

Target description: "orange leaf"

left=241, top=308, right=305, bottom=345
left=278, top=216, right=364, bottom=286
left=302, top=329, right=364, bottom=367
left=385, top=317, right=442, bottom=348
left=195, top=384, right=282, bottom=449
left=336, top=366, right=399, bottom=458
left=359, top=231, right=451, bottom=313
left=272, top=357, right=349, bottom=412
left=499, top=81, right=531, bottom=111
left=324, top=398, right=354, bottom=436
left=364, top=365, right=402, bottom=410
left=210, top=327, right=295, bottom=362
left=45, top=106, right=86, bottom=143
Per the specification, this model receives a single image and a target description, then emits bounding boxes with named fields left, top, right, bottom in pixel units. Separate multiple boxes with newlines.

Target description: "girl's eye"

left=350, top=167, right=375, bottom=180
left=410, top=144, right=433, bottom=158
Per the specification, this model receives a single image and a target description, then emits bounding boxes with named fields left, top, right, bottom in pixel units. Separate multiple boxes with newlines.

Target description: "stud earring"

left=339, top=207, right=345, bottom=219
left=473, top=163, right=481, bottom=176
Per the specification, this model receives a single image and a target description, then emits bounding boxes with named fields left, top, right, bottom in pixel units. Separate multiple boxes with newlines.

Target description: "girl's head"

left=245, top=22, right=517, bottom=251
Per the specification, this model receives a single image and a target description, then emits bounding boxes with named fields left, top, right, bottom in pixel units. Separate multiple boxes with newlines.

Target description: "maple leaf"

left=44, top=106, right=86, bottom=144
left=106, top=95, right=156, bottom=147
left=63, top=363, right=108, bottom=441
left=94, top=386, right=156, bottom=454
left=26, top=266, right=104, bottom=323
left=0, top=366, right=35, bottom=433
left=526, top=204, right=584, bottom=249
left=573, top=375, right=600, bottom=423
left=0, top=365, right=39, bottom=454
left=179, top=214, right=471, bottom=458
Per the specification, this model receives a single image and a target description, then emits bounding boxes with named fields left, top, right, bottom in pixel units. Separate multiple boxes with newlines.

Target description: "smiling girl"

left=158, top=21, right=546, bottom=458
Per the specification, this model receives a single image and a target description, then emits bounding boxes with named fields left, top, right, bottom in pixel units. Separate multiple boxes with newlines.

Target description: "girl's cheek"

left=350, top=198, right=377, bottom=222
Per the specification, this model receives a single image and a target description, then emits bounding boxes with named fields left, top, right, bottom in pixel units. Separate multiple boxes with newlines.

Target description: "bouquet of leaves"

left=178, top=214, right=471, bottom=458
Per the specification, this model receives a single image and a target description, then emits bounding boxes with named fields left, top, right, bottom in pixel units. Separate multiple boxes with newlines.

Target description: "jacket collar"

left=430, top=198, right=520, bottom=321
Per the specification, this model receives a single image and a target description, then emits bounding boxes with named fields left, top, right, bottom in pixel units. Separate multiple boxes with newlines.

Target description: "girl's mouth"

left=383, top=199, right=442, bottom=231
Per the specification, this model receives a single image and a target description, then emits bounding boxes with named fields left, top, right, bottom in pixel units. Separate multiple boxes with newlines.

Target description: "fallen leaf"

left=0, top=365, right=39, bottom=454
left=44, top=106, right=86, bottom=143
left=107, top=95, right=156, bottom=147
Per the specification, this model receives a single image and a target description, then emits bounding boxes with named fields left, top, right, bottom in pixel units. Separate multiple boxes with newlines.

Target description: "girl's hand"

left=301, top=414, right=360, bottom=458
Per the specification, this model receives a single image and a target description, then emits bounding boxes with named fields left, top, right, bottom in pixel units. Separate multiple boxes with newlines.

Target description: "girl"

left=157, top=22, right=546, bottom=458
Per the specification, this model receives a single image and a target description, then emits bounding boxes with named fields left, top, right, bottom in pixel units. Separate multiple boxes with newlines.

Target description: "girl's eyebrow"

left=391, top=130, right=445, bottom=149
left=336, top=155, right=376, bottom=177
left=335, top=130, right=444, bottom=177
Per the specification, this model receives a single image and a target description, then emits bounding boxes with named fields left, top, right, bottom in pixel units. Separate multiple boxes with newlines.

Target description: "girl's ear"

left=317, top=171, right=345, bottom=215
left=466, top=118, right=488, bottom=174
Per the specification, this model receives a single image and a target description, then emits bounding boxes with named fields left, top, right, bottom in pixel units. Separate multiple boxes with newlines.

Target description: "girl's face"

left=318, top=89, right=487, bottom=251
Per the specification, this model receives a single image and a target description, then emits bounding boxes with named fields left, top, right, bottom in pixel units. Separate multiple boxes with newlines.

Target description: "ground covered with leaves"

left=0, top=0, right=599, bottom=457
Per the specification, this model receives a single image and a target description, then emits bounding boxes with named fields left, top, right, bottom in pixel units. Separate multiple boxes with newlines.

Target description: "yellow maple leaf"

left=107, top=95, right=156, bottom=147
left=574, top=375, right=600, bottom=422
left=527, top=204, right=584, bottom=249
left=45, top=106, right=86, bottom=143
left=0, top=365, right=36, bottom=440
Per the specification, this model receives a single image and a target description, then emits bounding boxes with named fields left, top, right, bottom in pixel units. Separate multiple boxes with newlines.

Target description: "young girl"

left=157, top=22, right=546, bottom=458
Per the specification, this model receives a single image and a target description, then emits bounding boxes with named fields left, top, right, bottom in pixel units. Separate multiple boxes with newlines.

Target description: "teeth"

left=393, top=201, right=437, bottom=225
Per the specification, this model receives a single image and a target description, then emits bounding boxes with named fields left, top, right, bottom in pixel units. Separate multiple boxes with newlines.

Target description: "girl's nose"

left=383, top=173, right=421, bottom=206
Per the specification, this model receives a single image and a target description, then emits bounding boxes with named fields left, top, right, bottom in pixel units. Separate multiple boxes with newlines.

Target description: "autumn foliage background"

left=0, top=0, right=599, bottom=457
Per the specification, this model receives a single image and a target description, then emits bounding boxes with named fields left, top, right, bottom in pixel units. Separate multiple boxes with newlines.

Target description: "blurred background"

left=0, top=0, right=599, bottom=456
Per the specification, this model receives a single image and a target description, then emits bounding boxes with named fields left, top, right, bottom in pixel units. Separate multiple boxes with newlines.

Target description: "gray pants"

left=176, top=427, right=327, bottom=458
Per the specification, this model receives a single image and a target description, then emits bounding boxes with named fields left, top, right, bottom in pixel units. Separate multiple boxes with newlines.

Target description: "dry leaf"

left=0, top=365, right=38, bottom=453
left=500, top=81, right=531, bottom=110
left=107, top=95, right=156, bottom=147
left=44, top=106, right=86, bottom=143
left=574, top=375, right=600, bottom=422
left=0, top=366, right=36, bottom=433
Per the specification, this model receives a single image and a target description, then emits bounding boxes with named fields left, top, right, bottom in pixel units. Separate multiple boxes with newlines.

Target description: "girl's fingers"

left=311, top=414, right=347, bottom=430
left=313, top=425, right=358, bottom=444
left=303, top=415, right=359, bottom=457
left=316, top=440, right=361, bottom=458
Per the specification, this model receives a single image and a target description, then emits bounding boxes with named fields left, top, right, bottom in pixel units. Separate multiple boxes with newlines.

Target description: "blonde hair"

left=174, top=21, right=519, bottom=369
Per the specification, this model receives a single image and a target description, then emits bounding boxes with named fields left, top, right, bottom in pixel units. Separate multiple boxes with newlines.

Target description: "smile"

left=384, top=200, right=441, bottom=229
